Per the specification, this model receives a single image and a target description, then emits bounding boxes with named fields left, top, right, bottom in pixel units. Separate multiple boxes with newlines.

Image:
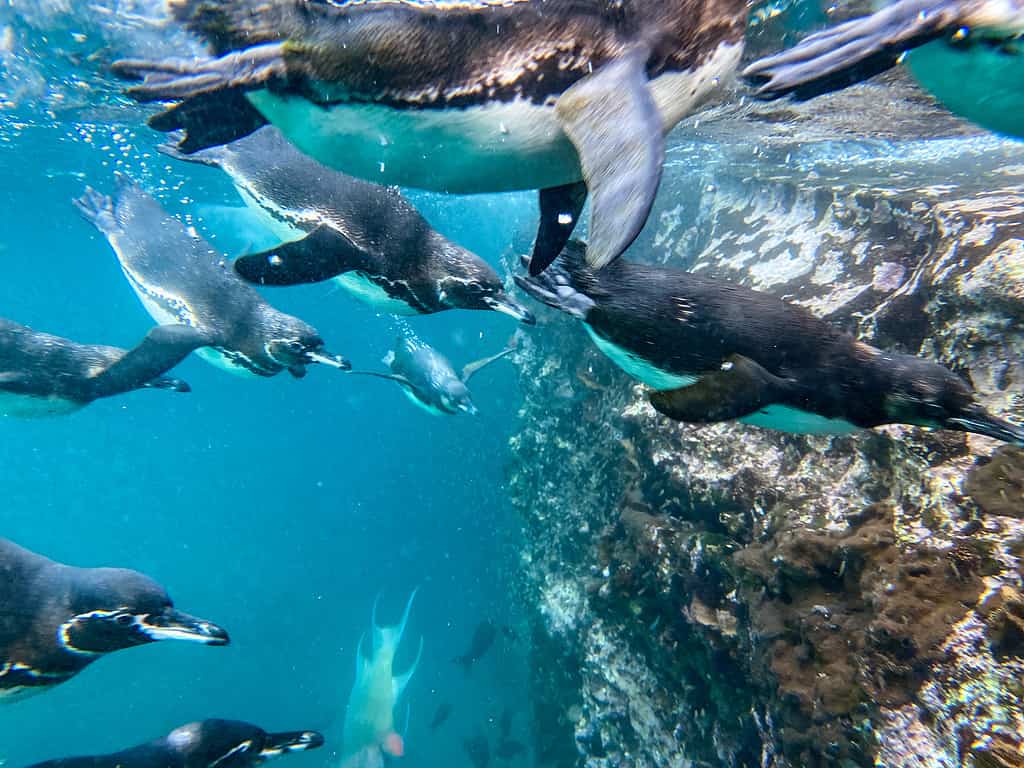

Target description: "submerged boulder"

left=508, top=70, right=1024, bottom=768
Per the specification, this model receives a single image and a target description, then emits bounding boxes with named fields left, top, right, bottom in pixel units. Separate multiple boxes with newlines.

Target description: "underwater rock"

left=508, top=65, right=1024, bottom=768
left=966, top=448, right=1024, bottom=519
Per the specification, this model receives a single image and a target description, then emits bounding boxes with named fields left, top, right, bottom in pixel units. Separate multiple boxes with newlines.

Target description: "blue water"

left=0, top=121, right=536, bottom=767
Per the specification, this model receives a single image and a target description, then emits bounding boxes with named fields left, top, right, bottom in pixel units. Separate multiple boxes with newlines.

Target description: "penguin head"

left=436, top=248, right=535, bottom=324
left=60, top=568, right=229, bottom=654
left=882, top=356, right=1024, bottom=445
left=166, top=720, right=324, bottom=767
left=264, top=321, right=351, bottom=377
left=439, top=378, right=477, bottom=416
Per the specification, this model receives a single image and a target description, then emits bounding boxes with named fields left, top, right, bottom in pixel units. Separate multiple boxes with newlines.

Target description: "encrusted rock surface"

left=508, top=82, right=1024, bottom=768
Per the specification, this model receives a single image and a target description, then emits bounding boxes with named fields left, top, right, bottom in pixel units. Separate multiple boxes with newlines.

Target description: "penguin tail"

left=742, top=0, right=985, bottom=100
left=515, top=241, right=596, bottom=321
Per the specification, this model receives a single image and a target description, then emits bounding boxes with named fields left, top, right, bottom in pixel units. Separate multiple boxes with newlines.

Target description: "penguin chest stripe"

left=115, top=258, right=201, bottom=329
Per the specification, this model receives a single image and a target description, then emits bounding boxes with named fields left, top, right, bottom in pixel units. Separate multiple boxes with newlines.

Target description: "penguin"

left=25, top=719, right=324, bottom=768
left=515, top=242, right=1024, bottom=444
left=742, top=0, right=1024, bottom=138
left=351, top=335, right=517, bottom=416
left=0, top=317, right=204, bottom=417
left=160, top=127, right=534, bottom=324
left=74, top=178, right=351, bottom=379
left=112, top=0, right=749, bottom=275
left=0, top=537, right=228, bottom=701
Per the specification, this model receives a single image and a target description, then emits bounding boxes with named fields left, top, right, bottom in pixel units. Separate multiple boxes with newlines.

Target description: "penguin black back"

left=26, top=719, right=325, bottom=768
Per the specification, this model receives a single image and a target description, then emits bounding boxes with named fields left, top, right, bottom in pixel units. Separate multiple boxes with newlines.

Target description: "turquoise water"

left=0, top=121, right=535, bottom=766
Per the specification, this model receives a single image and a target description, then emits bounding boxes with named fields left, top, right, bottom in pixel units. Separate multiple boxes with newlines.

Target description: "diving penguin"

left=742, top=0, right=1024, bottom=138
left=26, top=719, right=324, bottom=768
left=0, top=317, right=204, bottom=417
left=351, top=335, right=518, bottom=416
left=341, top=591, right=422, bottom=768
left=74, top=178, right=351, bottom=379
left=0, top=536, right=228, bottom=702
left=161, top=127, right=534, bottom=323
left=113, top=0, right=749, bottom=274
left=515, top=242, right=1024, bottom=444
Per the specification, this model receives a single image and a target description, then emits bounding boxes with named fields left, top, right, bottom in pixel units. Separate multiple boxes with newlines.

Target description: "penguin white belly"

left=247, top=92, right=581, bottom=194
left=0, top=391, right=83, bottom=418
left=584, top=325, right=696, bottom=391
left=739, top=405, right=861, bottom=435
left=334, top=272, right=421, bottom=315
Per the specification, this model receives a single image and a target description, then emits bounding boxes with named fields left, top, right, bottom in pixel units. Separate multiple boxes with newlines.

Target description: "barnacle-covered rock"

left=508, top=66, right=1024, bottom=767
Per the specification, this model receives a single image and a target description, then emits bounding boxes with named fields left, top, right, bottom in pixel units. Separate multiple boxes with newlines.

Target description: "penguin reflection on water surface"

left=162, top=127, right=534, bottom=325
left=114, top=0, right=749, bottom=274
left=26, top=719, right=324, bottom=768
left=0, top=537, right=228, bottom=701
left=351, top=335, right=518, bottom=417
left=74, top=178, right=350, bottom=379
left=516, top=242, right=1024, bottom=444
left=0, top=317, right=203, bottom=417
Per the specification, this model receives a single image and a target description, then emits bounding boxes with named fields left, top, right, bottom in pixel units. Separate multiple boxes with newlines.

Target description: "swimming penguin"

left=0, top=317, right=204, bottom=417
left=74, top=178, right=351, bottom=378
left=742, top=0, right=1024, bottom=138
left=351, top=335, right=517, bottom=416
left=515, top=242, right=1024, bottom=444
left=113, top=0, right=748, bottom=274
left=0, top=537, right=228, bottom=701
left=26, top=719, right=324, bottom=768
left=160, top=127, right=533, bottom=324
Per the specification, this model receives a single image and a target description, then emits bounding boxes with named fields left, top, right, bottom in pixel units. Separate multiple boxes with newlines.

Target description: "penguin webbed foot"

left=554, top=46, right=664, bottom=272
left=649, top=355, right=792, bottom=423
left=113, top=44, right=284, bottom=153
left=742, top=0, right=966, bottom=99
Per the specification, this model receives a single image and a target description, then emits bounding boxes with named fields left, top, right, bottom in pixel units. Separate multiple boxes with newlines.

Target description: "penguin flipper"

left=555, top=46, right=664, bottom=271
left=648, top=355, right=792, bottom=423
left=233, top=225, right=362, bottom=286
left=461, top=343, right=517, bottom=383
left=742, top=0, right=969, bottom=99
left=530, top=181, right=588, bottom=277
left=113, top=44, right=284, bottom=153
left=89, top=324, right=210, bottom=399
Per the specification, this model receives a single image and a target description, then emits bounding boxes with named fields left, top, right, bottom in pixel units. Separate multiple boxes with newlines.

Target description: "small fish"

left=429, top=702, right=452, bottom=731
left=453, top=621, right=498, bottom=674
left=463, top=730, right=490, bottom=768
left=498, top=708, right=513, bottom=741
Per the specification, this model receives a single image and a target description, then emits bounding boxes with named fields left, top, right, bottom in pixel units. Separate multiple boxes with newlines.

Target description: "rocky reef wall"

left=508, top=91, right=1024, bottom=768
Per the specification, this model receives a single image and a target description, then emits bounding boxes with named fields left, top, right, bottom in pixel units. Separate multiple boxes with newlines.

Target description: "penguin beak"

left=305, top=349, right=352, bottom=370
left=260, top=730, right=325, bottom=759
left=141, top=608, right=230, bottom=646
left=484, top=295, right=536, bottom=325
left=946, top=403, right=1024, bottom=446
